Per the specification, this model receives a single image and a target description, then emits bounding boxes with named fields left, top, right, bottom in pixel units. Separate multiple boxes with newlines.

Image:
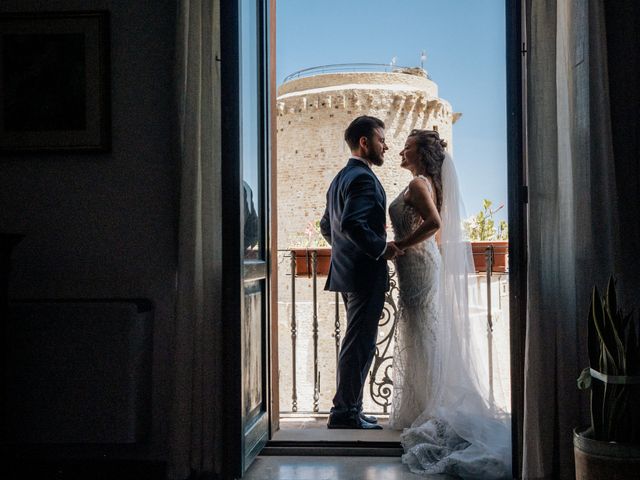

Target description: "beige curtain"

left=522, top=0, right=618, bottom=478
left=169, top=0, right=222, bottom=478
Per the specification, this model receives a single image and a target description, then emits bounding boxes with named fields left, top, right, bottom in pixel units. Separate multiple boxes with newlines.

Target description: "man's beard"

left=368, top=150, right=384, bottom=166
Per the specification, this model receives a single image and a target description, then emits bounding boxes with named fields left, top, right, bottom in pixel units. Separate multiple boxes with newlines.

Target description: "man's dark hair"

left=344, top=115, right=385, bottom=150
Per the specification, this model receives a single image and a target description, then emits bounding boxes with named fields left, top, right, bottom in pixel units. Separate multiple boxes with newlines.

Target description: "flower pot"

left=290, top=247, right=331, bottom=277
left=573, top=427, right=640, bottom=479
left=471, top=240, right=508, bottom=273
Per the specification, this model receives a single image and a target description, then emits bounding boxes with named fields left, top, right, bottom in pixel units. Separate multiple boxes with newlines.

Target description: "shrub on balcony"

left=464, top=199, right=508, bottom=272
left=464, top=199, right=508, bottom=241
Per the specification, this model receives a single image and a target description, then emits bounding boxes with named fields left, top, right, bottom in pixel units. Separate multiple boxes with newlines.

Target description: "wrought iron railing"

left=369, top=267, right=399, bottom=412
left=277, top=245, right=509, bottom=415
left=282, top=63, right=432, bottom=83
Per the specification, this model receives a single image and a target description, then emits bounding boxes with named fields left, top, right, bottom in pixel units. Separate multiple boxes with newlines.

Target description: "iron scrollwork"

left=368, top=266, right=399, bottom=413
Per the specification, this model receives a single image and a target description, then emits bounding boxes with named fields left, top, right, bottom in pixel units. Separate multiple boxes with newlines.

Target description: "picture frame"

left=0, top=11, right=110, bottom=153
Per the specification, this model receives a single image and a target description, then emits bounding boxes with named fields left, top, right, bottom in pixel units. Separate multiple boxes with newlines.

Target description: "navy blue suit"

left=320, top=158, right=389, bottom=414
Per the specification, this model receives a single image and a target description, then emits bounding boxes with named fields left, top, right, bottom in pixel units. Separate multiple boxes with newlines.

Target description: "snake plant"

left=577, top=276, right=640, bottom=443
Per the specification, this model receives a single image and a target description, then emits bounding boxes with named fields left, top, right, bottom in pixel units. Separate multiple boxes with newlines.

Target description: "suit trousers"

left=331, top=271, right=387, bottom=413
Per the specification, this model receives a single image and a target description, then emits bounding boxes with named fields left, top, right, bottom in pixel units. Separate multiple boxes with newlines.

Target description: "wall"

left=0, top=0, right=177, bottom=462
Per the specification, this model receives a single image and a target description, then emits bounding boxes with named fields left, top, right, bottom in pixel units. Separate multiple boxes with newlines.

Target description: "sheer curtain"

left=522, top=1, right=618, bottom=478
left=169, top=0, right=222, bottom=478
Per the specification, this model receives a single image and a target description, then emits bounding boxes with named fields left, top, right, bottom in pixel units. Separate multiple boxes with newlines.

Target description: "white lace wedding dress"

left=388, top=165, right=511, bottom=479
left=388, top=178, right=444, bottom=429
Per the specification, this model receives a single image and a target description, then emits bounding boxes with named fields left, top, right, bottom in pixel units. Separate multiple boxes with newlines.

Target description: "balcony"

left=276, top=244, right=511, bottom=426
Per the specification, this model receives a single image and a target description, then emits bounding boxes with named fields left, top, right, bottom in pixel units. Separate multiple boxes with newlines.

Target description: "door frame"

left=220, top=0, right=276, bottom=477
left=268, top=0, right=280, bottom=438
left=221, top=0, right=528, bottom=476
left=506, top=0, right=527, bottom=478
left=265, top=3, right=528, bottom=474
left=220, top=0, right=242, bottom=473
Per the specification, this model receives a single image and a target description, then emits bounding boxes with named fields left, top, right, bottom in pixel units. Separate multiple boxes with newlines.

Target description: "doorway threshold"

left=266, top=415, right=402, bottom=456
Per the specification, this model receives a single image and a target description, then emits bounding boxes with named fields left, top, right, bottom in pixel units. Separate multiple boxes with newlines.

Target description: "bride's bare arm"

left=395, top=177, right=441, bottom=250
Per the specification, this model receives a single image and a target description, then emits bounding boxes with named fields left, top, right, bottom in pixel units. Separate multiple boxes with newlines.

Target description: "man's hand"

left=383, top=241, right=404, bottom=260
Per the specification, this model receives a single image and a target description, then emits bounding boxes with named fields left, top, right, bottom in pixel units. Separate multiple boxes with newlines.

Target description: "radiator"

left=5, top=299, right=153, bottom=444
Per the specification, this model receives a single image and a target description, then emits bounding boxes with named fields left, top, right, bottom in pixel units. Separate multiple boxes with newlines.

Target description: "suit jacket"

left=320, top=158, right=388, bottom=292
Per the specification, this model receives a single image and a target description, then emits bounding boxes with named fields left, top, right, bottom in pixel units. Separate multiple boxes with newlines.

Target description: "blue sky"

left=276, top=0, right=508, bottom=222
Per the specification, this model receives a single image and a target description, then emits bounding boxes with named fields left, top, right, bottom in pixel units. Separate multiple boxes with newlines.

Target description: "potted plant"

left=463, top=199, right=508, bottom=272
left=289, top=220, right=331, bottom=277
left=575, top=277, right=640, bottom=478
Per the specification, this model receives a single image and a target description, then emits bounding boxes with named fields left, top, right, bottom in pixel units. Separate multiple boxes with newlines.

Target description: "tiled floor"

left=243, top=456, right=457, bottom=480
left=250, top=416, right=456, bottom=479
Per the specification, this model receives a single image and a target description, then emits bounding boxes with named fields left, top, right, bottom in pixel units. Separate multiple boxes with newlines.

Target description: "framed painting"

left=0, top=11, right=110, bottom=153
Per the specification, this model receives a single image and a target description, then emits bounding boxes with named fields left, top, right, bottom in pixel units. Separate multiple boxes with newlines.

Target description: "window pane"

left=241, top=0, right=262, bottom=260
left=243, top=280, right=264, bottom=417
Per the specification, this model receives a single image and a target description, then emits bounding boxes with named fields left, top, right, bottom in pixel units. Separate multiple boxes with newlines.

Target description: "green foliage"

left=578, top=277, right=640, bottom=443
left=463, top=199, right=508, bottom=241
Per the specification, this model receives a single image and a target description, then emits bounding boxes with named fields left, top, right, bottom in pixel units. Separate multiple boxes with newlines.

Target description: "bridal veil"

left=400, top=152, right=512, bottom=479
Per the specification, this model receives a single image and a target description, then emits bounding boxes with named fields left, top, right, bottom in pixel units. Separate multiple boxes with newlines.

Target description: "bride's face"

left=400, top=136, right=420, bottom=173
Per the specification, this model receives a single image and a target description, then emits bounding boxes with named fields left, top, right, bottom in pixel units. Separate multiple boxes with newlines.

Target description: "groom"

left=320, top=115, right=403, bottom=429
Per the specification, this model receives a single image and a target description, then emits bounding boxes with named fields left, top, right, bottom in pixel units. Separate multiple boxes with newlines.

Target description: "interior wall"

left=0, top=0, right=178, bottom=461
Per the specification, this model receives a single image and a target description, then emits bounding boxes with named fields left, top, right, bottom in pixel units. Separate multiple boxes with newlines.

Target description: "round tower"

left=276, top=67, right=460, bottom=249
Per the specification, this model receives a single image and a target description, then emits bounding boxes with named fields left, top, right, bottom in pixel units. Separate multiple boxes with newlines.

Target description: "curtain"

left=168, top=0, right=222, bottom=478
left=522, top=1, right=618, bottom=478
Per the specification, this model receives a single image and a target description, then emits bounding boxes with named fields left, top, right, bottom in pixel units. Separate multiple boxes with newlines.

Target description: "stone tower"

left=276, top=67, right=460, bottom=249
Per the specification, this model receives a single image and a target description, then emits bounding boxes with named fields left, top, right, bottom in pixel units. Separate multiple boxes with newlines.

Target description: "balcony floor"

left=273, top=414, right=401, bottom=443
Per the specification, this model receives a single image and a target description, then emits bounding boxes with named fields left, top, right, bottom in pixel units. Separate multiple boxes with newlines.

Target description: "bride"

left=388, top=129, right=511, bottom=478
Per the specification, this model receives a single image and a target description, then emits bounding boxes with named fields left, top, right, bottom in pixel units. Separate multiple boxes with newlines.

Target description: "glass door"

left=221, top=0, right=273, bottom=477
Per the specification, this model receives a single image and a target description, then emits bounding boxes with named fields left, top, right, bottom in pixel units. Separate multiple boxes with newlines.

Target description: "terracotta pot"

left=290, top=247, right=331, bottom=277
left=574, top=427, right=640, bottom=479
left=471, top=240, right=508, bottom=273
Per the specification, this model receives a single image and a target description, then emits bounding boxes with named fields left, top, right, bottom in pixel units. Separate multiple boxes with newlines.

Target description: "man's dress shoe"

left=360, top=412, right=377, bottom=424
left=327, top=411, right=382, bottom=430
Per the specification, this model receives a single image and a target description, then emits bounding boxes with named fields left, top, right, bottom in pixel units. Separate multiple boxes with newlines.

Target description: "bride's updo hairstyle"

left=408, top=129, right=447, bottom=212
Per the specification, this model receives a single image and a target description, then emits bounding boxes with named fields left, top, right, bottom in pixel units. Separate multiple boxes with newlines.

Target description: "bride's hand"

left=383, top=241, right=404, bottom=260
